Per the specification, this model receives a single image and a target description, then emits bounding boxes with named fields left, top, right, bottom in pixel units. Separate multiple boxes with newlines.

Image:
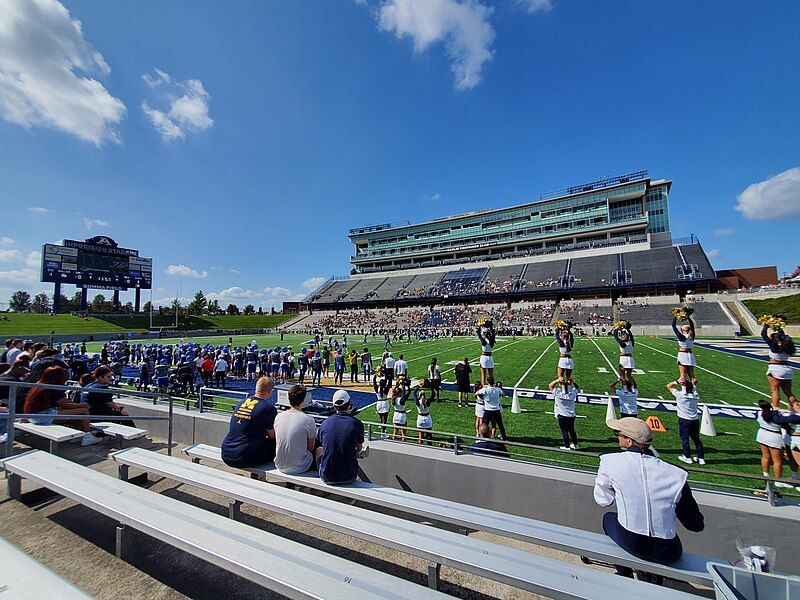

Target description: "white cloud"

left=302, top=276, right=325, bottom=290
left=229, top=268, right=240, bottom=274
left=27, top=206, right=49, bottom=214
left=0, top=0, right=126, bottom=145
left=141, top=68, right=213, bottom=141
left=0, top=249, right=22, bottom=262
left=706, top=248, right=720, bottom=259
left=735, top=168, right=800, bottom=221
left=26, top=250, right=40, bottom=267
left=165, top=264, right=208, bottom=279
left=714, top=227, right=735, bottom=236
left=518, top=0, right=552, bottom=13
left=0, top=237, right=13, bottom=245
left=83, top=217, right=110, bottom=229
left=264, top=286, right=292, bottom=297
left=207, top=286, right=262, bottom=301
left=0, top=268, right=37, bottom=285
left=378, top=0, right=495, bottom=91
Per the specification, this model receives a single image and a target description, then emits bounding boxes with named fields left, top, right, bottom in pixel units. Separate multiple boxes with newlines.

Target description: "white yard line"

left=588, top=337, right=618, bottom=373
left=440, top=338, right=527, bottom=376
left=514, top=341, right=556, bottom=388
left=405, top=339, right=475, bottom=364
left=637, top=341, right=769, bottom=401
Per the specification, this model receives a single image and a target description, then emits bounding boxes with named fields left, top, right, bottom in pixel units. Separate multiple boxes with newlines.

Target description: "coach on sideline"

left=593, top=417, right=704, bottom=584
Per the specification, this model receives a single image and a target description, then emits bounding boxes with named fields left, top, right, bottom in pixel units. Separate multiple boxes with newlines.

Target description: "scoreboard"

left=41, top=237, right=152, bottom=290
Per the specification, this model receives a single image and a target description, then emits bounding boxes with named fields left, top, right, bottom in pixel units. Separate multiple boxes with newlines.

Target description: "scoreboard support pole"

left=53, top=282, right=61, bottom=314
left=134, top=288, right=141, bottom=313
left=113, top=290, right=120, bottom=312
left=80, top=288, right=88, bottom=312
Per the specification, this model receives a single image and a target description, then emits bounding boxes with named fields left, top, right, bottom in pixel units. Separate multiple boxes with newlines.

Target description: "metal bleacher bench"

left=113, top=447, right=700, bottom=599
left=0, top=536, right=93, bottom=599
left=1, top=450, right=446, bottom=600
left=13, top=421, right=147, bottom=454
left=184, top=442, right=718, bottom=587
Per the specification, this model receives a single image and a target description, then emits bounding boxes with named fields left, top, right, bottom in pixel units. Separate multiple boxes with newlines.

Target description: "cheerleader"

left=373, top=367, right=391, bottom=434
left=785, top=396, right=800, bottom=487
left=755, top=400, right=800, bottom=490
left=473, top=381, right=485, bottom=437
left=671, top=311, right=697, bottom=386
left=612, top=321, right=636, bottom=389
left=761, top=321, right=796, bottom=409
left=414, top=385, right=433, bottom=445
left=477, top=321, right=496, bottom=385
left=390, top=383, right=409, bottom=442
left=555, top=322, right=574, bottom=380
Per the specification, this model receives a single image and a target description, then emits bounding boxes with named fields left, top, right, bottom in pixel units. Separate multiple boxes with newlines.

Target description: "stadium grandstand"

left=304, top=171, right=718, bottom=311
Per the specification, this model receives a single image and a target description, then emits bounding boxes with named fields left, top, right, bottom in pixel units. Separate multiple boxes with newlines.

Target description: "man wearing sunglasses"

left=593, top=417, right=704, bottom=584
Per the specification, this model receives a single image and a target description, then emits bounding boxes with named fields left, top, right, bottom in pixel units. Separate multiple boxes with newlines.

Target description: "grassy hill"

left=0, top=313, right=293, bottom=336
left=743, top=293, right=800, bottom=324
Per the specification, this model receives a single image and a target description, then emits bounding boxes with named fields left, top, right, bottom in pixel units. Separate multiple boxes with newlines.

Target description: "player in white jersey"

left=761, top=322, right=796, bottom=409
left=612, top=321, right=636, bottom=390
left=476, top=320, right=496, bottom=385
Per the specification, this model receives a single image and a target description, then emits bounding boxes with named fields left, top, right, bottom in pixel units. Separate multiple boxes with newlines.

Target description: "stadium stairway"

left=723, top=299, right=760, bottom=335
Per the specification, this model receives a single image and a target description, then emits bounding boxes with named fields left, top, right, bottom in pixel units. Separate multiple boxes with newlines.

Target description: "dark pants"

left=299, top=367, right=307, bottom=383
left=482, top=409, right=506, bottom=440
left=215, top=372, right=226, bottom=388
left=222, top=443, right=275, bottom=469
left=201, top=371, right=212, bottom=387
left=678, top=418, right=704, bottom=459
left=350, top=365, right=358, bottom=382
left=557, top=415, right=578, bottom=446
left=602, top=512, right=681, bottom=582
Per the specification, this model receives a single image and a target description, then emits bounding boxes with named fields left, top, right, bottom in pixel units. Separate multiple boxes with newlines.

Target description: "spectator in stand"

left=470, top=424, right=510, bottom=458
left=315, top=390, right=365, bottom=485
left=84, top=366, right=136, bottom=427
left=5, top=340, right=24, bottom=365
left=594, top=417, right=704, bottom=584
left=214, top=354, right=228, bottom=388
left=454, top=358, right=472, bottom=407
left=274, top=384, right=318, bottom=475
left=221, top=376, right=277, bottom=468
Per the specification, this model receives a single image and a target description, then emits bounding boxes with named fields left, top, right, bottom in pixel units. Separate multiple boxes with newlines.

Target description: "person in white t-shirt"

left=213, top=356, right=229, bottom=388
left=667, top=380, right=704, bottom=465
left=274, top=385, right=318, bottom=475
left=477, top=377, right=506, bottom=440
left=549, top=377, right=579, bottom=450
left=393, top=355, right=408, bottom=381
left=609, top=380, right=638, bottom=418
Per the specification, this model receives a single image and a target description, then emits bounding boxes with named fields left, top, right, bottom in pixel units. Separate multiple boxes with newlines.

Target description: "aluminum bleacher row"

left=306, top=244, right=716, bottom=306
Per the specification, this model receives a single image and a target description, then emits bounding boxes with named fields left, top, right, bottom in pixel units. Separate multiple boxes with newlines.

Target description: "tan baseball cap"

left=607, top=417, right=653, bottom=445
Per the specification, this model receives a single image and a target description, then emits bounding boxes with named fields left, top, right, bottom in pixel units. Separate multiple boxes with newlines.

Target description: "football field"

left=89, top=333, right=798, bottom=494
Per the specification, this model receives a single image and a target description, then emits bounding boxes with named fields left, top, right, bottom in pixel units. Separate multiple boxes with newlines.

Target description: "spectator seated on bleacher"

left=221, top=376, right=277, bottom=469
left=84, top=366, right=136, bottom=428
left=274, top=384, right=318, bottom=475
left=470, top=424, right=510, bottom=458
left=315, top=390, right=365, bottom=486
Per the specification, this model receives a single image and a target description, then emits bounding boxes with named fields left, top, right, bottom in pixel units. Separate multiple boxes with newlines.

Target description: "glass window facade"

left=645, top=184, right=670, bottom=233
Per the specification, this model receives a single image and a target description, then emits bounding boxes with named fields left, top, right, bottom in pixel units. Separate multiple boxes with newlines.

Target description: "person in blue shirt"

left=470, top=424, right=509, bottom=458
left=315, top=390, right=365, bottom=485
left=333, top=351, right=345, bottom=385
left=221, top=377, right=277, bottom=468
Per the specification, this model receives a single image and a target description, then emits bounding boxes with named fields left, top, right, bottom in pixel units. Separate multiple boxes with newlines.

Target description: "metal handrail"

left=0, top=380, right=175, bottom=461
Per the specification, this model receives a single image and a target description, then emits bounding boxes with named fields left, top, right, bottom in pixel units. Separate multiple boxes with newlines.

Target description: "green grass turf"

left=105, top=332, right=797, bottom=493
left=744, top=293, right=800, bottom=324
left=0, top=313, right=292, bottom=336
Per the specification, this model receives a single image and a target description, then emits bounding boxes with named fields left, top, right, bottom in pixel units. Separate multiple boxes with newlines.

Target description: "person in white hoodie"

left=594, top=417, right=704, bottom=583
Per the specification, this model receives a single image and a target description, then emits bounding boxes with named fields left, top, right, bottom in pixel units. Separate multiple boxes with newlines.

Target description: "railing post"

left=167, top=395, right=174, bottom=456
left=5, top=384, right=17, bottom=459
left=453, top=435, right=459, bottom=455
left=367, top=423, right=373, bottom=441
left=198, top=388, right=204, bottom=413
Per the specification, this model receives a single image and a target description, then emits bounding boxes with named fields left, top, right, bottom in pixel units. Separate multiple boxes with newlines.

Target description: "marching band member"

left=671, top=308, right=697, bottom=386
left=555, top=321, right=574, bottom=380
left=760, top=315, right=796, bottom=409
left=476, top=319, right=496, bottom=385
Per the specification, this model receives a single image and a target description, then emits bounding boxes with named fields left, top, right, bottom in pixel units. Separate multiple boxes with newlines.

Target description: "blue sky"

left=2, top=0, right=799, bottom=309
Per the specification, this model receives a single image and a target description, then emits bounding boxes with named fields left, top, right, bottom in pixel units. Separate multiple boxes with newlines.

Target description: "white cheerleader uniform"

left=392, top=396, right=407, bottom=426
left=375, top=394, right=390, bottom=415
left=618, top=338, right=635, bottom=370
left=558, top=347, right=574, bottom=370
left=766, top=350, right=793, bottom=381
left=677, top=338, right=697, bottom=367
left=789, top=422, right=800, bottom=452
left=416, top=401, right=432, bottom=430
left=474, top=395, right=485, bottom=418
left=756, top=413, right=784, bottom=450
left=480, top=339, right=494, bottom=369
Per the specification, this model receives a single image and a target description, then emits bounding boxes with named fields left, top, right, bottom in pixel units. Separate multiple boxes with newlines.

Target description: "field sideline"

left=92, top=332, right=798, bottom=493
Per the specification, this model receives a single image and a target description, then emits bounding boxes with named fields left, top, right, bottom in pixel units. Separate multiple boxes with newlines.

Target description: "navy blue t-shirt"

left=221, top=396, right=277, bottom=463
left=317, top=412, right=364, bottom=484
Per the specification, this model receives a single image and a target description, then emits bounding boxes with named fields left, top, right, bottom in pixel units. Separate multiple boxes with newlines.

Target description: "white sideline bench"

left=14, top=423, right=84, bottom=454
left=1, top=450, right=446, bottom=600
left=113, top=447, right=701, bottom=599
left=0, top=536, right=93, bottom=599
left=184, top=443, right=718, bottom=586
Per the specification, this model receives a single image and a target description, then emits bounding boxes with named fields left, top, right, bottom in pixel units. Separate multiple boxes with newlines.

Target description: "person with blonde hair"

left=221, top=376, right=277, bottom=468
